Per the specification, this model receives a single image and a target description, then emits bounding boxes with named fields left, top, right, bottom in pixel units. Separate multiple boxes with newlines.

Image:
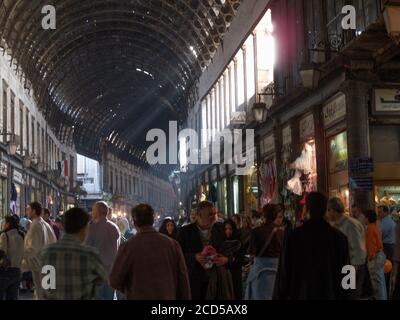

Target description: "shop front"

left=280, top=124, right=293, bottom=214
left=286, top=113, right=317, bottom=223
left=0, top=160, right=8, bottom=226
left=323, top=92, right=350, bottom=211
left=217, top=164, right=228, bottom=217
left=11, top=169, right=25, bottom=217
left=66, top=195, right=76, bottom=209
left=209, top=167, right=218, bottom=207
left=258, top=133, right=277, bottom=208
left=228, top=164, right=241, bottom=215
left=371, top=87, right=400, bottom=213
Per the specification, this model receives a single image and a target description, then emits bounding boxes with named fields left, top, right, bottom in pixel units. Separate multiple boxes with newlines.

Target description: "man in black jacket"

left=274, top=192, right=350, bottom=300
left=177, top=201, right=227, bottom=300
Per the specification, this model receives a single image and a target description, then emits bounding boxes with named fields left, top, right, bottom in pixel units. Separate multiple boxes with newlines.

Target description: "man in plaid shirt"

left=40, top=208, right=107, bottom=300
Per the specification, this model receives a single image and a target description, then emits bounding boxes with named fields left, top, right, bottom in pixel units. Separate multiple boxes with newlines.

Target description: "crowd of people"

left=0, top=192, right=399, bottom=300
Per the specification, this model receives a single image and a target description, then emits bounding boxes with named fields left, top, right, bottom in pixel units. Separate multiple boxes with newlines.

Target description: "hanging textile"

left=259, top=158, right=277, bottom=207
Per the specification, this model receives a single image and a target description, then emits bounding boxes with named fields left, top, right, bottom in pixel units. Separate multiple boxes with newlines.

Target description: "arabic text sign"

left=374, top=89, right=400, bottom=113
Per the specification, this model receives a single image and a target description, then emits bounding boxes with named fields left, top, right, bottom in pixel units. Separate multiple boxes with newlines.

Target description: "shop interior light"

left=383, top=2, right=400, bottom=44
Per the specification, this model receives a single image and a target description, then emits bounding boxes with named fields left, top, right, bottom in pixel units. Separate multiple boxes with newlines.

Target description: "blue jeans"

left=96, top=283, right=115, bottom=300
left=245, top=257, right=279, bottom=300
left=368, top=251, right=387, bottom=300
left=0, top=268, right=21, bottom=300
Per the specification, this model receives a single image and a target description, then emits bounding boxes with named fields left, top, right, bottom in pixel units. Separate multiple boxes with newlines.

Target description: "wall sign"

left=323, top=93, right=346, bottom=128
left=349, top=157, right=374, bottom=174
left=13, top=170, right=24, bottom=184
left=350, top=176, right=373, bottom=192
left=0, top=161, right=7, bottom=177
left=373, top=89, right=400, bottom=114
left=282, top=125, right=292, bottom=146
left=299, top=113, right=315, bottom=141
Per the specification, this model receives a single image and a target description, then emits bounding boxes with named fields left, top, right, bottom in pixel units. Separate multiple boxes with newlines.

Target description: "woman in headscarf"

left=224, top=219, right=245, bottom=300
left=159, top=217, right=178, bottom=240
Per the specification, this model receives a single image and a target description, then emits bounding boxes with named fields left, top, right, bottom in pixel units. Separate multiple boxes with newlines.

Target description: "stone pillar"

left=341, top=80, right=373, bottom=211
left=313, top=104, right=328, bottom=196
left=273, top=118, right=283, bottom=203
left=289, top=117, right=301, bottom=163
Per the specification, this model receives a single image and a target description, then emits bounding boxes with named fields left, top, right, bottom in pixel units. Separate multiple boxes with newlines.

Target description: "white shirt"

left=23, top=217, right=57, bottom=271
left=333, top=215, right=367, bottom=266
left=0, top=229, right=24, bottom=269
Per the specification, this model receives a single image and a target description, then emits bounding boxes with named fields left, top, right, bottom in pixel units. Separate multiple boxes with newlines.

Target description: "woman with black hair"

left=159, top=217, right=178, bottom=240
left=224, top=219, right=244, bottom=300
left=0, top=215, right=25, bottom=300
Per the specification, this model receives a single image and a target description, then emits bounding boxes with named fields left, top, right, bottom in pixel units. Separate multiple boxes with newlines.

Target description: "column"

left=341, top=80, right=373, bottom=211
left=273, top=118, right=283, bottom=203
left=313, top=104, right=328, bottom=196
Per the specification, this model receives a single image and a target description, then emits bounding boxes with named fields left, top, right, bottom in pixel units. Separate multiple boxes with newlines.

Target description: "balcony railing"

left=308, top=0, right=383, bottom=54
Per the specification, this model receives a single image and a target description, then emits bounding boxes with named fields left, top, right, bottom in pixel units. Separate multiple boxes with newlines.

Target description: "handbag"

left=0, top=232, right=11, bottom=271
left=257, top=227, right=279, bottom=258
left=244, top=227, right=280, bottom=269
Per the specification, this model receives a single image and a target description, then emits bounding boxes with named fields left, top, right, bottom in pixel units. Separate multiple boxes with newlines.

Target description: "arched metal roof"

left=0, top=0, right=242, bottom=174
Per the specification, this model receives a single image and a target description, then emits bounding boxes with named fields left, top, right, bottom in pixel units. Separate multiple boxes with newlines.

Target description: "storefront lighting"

left=252, top=102, right=267, bottom=123
left=383, top=3, right=400, bottom=44
left=6, top=141, right=18, bottom=156
left=299, top=65, right=321, bottom=89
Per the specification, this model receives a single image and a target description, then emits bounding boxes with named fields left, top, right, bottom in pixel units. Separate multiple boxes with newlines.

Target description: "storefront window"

left=375, top=186, right=400, bottom=215
left=0, top=177, right=6, bottom=227
left=232, top=176, right=240, bottom=215
left=328, top=131, right=348, bottom=174
left=10, top=183, right=21, bottom=216
left=327, top=131, right=349, bottom=211
left=217, top=178, right=228, bottom=217
left=244, top=171, right=259, bottom=212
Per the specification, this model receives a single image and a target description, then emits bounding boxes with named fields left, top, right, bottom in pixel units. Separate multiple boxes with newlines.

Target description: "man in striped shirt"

left=40, top=208, right=107, bottom=300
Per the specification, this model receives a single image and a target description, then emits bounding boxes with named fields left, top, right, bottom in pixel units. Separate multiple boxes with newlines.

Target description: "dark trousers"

left=0, top=268, right=21, bottom=300
left=347, top=265, right=366, bottom=300
left=383, top=243, right=395, bottom=296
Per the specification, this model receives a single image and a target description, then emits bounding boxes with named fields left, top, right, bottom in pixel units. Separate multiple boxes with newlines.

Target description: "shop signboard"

left=349, top=157, right=374, bottom=174
left=350, top=176, right=373, bottom=192
left=373, top=89, right=400, bottom=114
left=13, top=170, right=24, bottom=184
left=0, top=161, right=7, bottom=177
left=299, top=113, right=315, bottom=141
left=323, top=93, right=346, bottom=128
left=282, top=125, right=291, bottom=146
